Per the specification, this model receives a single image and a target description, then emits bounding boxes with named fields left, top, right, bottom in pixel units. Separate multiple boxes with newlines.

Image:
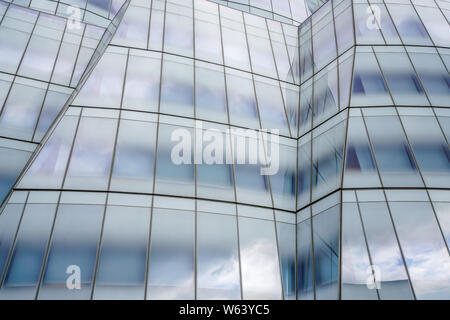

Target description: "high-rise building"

left=0, top=0, right=448, bottom=300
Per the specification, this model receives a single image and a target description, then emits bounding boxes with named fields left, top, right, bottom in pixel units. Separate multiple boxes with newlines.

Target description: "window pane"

left=122, top=51, right=161, bottom=112
left=387, top=3, right=432, bottom=45
left=277, top=221, right=296, bottom=300
left=147, top=208, right=195, bottom=300
left=110, top=118, right=157, bottom=193
left=197, top=212, right=241, bottom=299
left=341, top=203, right=378, bottom=300
left=254, top=77, right=289, bottom=136
left=364, top=115, right=423, bottom=187
left=226, top=69, right=260, bottom=130
left=238, top=216, right=282, bottom=299
left=375, top=48, right=428, bottom=106
left=39, top=204, right=103, bottom=299
left=221, top=7, right=251, bottom=71
left=94, top=205, right=150, bottom=300
left=401, top=115, right=450, bottom=188
left=0, top=79, right=46, bottom=141
left=164, top=2, right=193, bottom=57
left=64, top=116, right=117, bottom=190
left=154, top=120, right=195, bottom=197
left=389, top=201, right=450, bottom=299
left=313, top=204, right=339, bottom=300
left=0, top=203, right=24, bottom=279
left=160, top=55, right=194, bottom=118
left=297, top=218, right=314, bottom=300
left=19, top=115, right=78, bottom=189
left=0, top=204, right=56, bottom=300
left=351, top=49, right=392, bottom=106
left=194, top=1, right=222, bottom=64
left=195, top=62, right=228, bottom=123
left=73, top=49, right=127, bottom=108
left=359, top=202, right=414, bottom=300
left=344, top=116, right=380, bottom=188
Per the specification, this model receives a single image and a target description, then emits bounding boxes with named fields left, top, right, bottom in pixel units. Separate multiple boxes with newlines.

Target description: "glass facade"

left=0, top=0, right=448, bottom=300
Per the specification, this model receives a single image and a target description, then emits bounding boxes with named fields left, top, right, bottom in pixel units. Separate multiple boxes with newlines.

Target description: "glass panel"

left=312, top=62, right=339, bottom=126
left=312, top=5, right=336, bottom=71
left=297, top=135, right=311, bottom=208
left=196, top=123, right=235, bottom=202
left=39, top=204, right=103, bottom=299
left=0, top=204, right=56, bottom=300
left=254, top=77, right=289, bottom=136
left=0, top=203, right=24, bottom=278
left=64, top=116, right=117, bottom=190
left=122, top=51, right=161, bottom=112
left=387, top=3, right=432, bottom=45
left=33, top=88, right=71, bottom=142
left=0, top=147, right=32, bottom=203
left=73, top=49, right=127, bottom=108
left=93, top=205, right=150, bottom=300
left=238, top=216, right=282, bottom=299
left=220, top=7, right=251, bottom=71
left=414, top=5, right=450, bottom=47
left=277, top=221, right=296, bottom=300
left=19, top=115, right=79, bottom=189
left=351, top=50, right=392, bottom=106
left=375, top=48, right=428, bottom=106
left=364, top=115, right=423, bottom=187
left=0, top=80, right=46, bottom=141
left=401, top=115, right=450, bottom=188
left=354, top=3, right=384, bottom=45
left=194, top=1, right=223, bottom=64
left=18, top=14, right=64, bottom=82
left=147, top=208, right=195, bottom=300
left=164, top=2, right=193, bottom=57
left=245, top=14, right=277, bottom=78
left=110, top=119, right=156, bottom=193
left=271, top=141, right=296, bottom=211
left=389, top=201, right=450, bottom=299
left=311, top=119, right=346, bottom=201
left=160, top=55, right=194, bottom=118
left=154, top=121, right=195, bottom=197
left=341, top=203, right=378, bottom=300
left=344, top=116, right=380, bottom=188
left=359, top=201, right=414, bottom=300
left=226, top=69, right=260, bottom=130
left=195, top=62, right=228, bottom=123
left=112, top=4, right=148, bottom=49
left=313, top=204, right=339, bottom=300
left=197, top=212, right=241, bottom=299
left=408, top=49, right=450, bottom=107
left=297, top=218, right=314, bottom=300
